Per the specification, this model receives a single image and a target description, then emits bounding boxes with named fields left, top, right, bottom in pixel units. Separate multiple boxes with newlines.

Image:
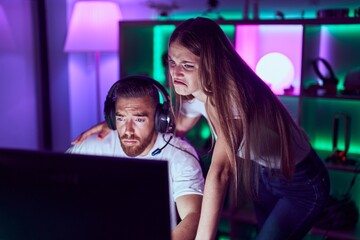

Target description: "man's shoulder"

left=160, top=134, right=198, bottom=160
left=164, top=134, right=194, bottom=149
left=67, top=131, right=118, bottom=154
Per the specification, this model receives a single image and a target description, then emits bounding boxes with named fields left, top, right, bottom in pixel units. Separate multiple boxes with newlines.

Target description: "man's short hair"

left=112, top=77, right=160, bottom=108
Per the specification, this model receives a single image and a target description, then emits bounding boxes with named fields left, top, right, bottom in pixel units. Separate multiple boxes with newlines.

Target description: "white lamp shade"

left=64, top=1, right=122, bottom=52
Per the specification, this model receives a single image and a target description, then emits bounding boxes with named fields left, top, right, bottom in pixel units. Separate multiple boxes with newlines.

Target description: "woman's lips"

left=173, top=79, right=187, bottom=86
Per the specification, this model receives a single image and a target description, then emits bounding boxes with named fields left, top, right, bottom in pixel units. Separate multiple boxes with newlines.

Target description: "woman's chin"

left=174, top=87, right=190, bottom=96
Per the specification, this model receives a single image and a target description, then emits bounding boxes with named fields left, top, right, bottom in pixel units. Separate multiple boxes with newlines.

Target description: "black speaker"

left=104, top=75, right=173, bottom=133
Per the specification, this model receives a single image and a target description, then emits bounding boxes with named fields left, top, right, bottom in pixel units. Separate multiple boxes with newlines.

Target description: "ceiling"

left=117, top=0, right=360, bottom=20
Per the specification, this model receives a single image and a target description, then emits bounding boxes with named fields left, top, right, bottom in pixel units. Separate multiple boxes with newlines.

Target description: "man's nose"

left=124, top=120, right=135, bottom=134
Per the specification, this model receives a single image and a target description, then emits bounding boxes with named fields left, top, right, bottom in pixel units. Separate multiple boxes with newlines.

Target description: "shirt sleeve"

left=169, top=138, right=205, bottom=200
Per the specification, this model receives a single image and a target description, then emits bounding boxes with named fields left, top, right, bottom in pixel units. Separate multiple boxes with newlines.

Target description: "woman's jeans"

left=253, top=149, right=330, bottom=240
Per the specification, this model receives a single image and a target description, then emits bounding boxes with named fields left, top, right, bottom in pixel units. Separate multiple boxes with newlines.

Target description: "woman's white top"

left=180, top=99, right=310, bottom=168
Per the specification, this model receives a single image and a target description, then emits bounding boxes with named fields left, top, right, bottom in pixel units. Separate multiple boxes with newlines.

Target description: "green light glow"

left=218, top=237, right=230, bottom=240
left=153, top=25, right=176, bottom=85
left=220, top=25, right=235, bottom=43
left=153, top=24, right=235, bottom=84
left=323, top=24, right=360, bottom=35
left=301, top=98, right=360, bottom=155
left=166, top=13, right=243, bottom=21
left=200, top=124, right=211, bottom=140
left=158, top=11, right=322, bottom=21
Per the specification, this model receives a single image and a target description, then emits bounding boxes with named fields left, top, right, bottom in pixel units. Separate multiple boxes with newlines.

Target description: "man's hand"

left=71, top=121, right=111, bottom=144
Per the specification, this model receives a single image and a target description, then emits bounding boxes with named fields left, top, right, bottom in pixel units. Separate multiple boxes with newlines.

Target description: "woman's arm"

left=175, top=114, right=201, bottom=138
left=172, top=194, right=203, bottom=240
left=71, top=121, right=110, bottom=144
left=195, top=135, right=232, bottom=239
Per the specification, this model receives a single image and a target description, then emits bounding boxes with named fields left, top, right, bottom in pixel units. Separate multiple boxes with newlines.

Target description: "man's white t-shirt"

left=66, top=131, right=204, bottom=229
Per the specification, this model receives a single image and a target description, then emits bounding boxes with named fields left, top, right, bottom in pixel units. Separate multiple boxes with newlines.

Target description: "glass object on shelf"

left=255, top=52, right=295, bottom=95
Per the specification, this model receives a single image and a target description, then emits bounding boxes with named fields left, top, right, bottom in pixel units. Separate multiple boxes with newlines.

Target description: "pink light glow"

left=235, top=25, right=260, bottom=71
left=64, top=1, right=122, bottom=52
left=235, top=24, right=303, bottom=95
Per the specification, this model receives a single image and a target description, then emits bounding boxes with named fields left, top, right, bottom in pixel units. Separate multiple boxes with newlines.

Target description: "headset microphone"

left=151, top=135, right=173, bottom=156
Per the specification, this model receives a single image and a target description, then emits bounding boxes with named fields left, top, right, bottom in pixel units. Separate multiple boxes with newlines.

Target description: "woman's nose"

left=172, top=65, right=183, bottom=77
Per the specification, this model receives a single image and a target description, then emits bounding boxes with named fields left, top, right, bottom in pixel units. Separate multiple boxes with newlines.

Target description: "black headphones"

left=103, top=75, right=173, bottom=133
left=312, top=57, right=339, bottom=86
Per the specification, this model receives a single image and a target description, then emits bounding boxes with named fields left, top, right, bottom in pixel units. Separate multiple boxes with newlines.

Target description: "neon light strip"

left=153, top=25, right=176, bottom=85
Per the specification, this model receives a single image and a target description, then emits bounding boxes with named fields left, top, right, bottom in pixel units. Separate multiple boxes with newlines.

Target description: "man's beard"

left=120, top=130, right=156, bottom=157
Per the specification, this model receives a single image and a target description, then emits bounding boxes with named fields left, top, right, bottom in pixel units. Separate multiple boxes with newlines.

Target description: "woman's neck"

left=192, top=90, right=207, bottom=103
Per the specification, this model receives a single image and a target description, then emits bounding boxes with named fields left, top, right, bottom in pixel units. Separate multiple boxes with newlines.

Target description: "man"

left=67, top=75, right=204, bottom=240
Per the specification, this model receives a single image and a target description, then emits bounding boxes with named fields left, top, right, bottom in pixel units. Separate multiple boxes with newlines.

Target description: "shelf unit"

left=119, top=18, right=360, bottom=154
left=119, top=17, right=360, bottom=239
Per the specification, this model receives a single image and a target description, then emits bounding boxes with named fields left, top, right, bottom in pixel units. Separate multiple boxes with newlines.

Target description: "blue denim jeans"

left=253, top=148, right=330, bottom=240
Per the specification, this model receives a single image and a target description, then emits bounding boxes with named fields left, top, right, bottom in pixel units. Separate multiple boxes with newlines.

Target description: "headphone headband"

left=104, top=75, right=173, bottom=133
left=107, top=75, right=170, bottom=104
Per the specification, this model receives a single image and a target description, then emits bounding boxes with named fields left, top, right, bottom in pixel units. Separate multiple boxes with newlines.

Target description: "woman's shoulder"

left=181, top=98, right=207, bottom=118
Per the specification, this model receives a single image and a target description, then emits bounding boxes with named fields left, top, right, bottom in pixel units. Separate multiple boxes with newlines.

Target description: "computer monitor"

left=0, top=148, right=172, bottom=240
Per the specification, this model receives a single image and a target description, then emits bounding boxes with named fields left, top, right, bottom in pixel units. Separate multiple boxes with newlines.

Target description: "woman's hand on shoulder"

left=71, top=121, right=110, bottom=145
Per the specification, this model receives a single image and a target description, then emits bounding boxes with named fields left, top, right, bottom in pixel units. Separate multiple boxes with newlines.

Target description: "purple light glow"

left=0, top=5, right=14, bottom=50
left=64, top=1, right=122, bottom=52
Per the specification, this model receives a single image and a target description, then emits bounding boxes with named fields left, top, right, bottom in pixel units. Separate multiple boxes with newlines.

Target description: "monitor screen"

left=0, top=148, right=172, bottom=240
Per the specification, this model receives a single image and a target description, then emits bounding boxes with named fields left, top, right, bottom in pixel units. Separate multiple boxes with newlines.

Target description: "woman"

left=167, top=17, right=329, bottom=240
left=73, top=17, right=330, bottom=240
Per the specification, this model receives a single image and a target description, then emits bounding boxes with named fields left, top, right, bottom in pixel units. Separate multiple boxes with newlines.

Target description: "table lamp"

left=64, top=1, right=122, bottom=122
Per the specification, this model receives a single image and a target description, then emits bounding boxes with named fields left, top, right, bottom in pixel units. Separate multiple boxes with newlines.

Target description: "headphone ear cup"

left=104, top=97, right=116, bottom=130
left=154, top=103, right=170, bottom=133
left=312, top=58, right=339, bottom=85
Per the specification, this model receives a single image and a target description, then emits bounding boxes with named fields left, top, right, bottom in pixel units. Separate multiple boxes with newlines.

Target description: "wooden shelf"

left=316, top=150, right=360, bottom=173
left=222, top=204, right=360, bottom=240
left=119, top=18, right=360, bottom=26
left=326, top=162, right=360, bottom=173
left=309, top=226, right=360, bottom=240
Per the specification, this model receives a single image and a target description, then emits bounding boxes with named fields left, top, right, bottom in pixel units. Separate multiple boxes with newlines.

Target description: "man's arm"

left=172, top=194, right=203, bottom=240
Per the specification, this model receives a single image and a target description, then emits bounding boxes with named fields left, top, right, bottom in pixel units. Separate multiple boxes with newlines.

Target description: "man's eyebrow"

left=115, top=111, right=150, bottom=117
left=133, top=112, right=150, bottom=117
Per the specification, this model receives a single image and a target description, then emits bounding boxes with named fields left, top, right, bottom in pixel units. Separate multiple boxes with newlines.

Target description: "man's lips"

left=122, top=139, right=138, bottom=145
